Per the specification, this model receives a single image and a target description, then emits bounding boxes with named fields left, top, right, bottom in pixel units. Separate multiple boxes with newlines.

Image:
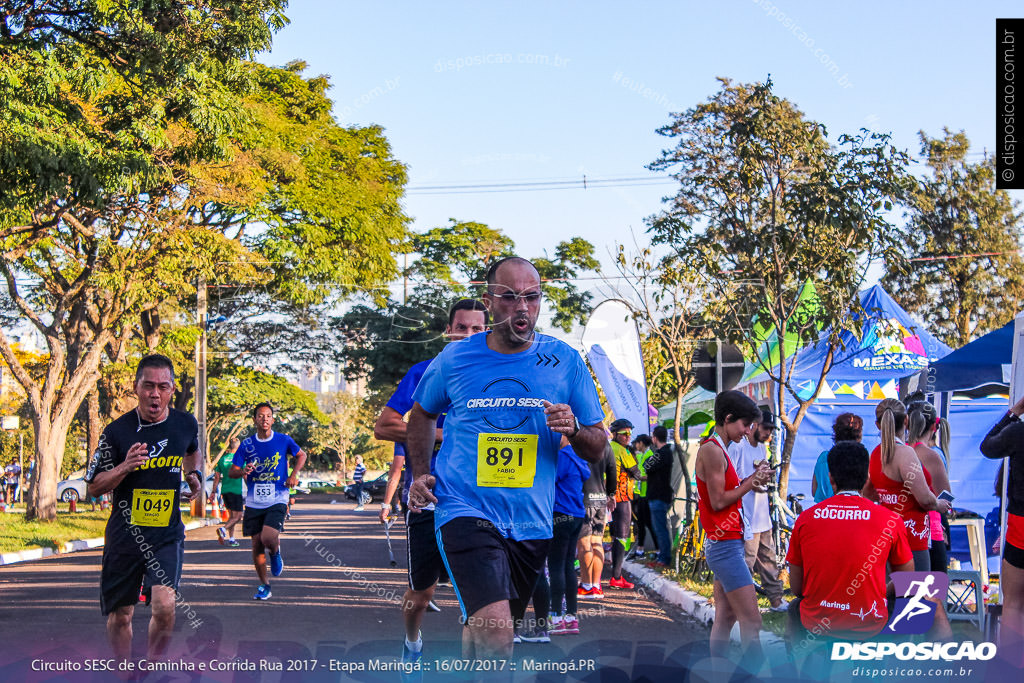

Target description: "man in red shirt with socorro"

left=786, top=440, right=913, bottom=646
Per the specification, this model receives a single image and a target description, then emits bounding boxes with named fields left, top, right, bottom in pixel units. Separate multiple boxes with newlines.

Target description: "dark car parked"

left=343, top=473, right=388, bottom=504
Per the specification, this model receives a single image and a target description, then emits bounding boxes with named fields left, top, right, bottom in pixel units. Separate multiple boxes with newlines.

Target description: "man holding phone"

left=727, top=408, right=787, bottom=612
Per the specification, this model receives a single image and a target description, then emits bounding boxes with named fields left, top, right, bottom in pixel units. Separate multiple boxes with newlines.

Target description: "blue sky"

left=261, top=1, right=1019, bottom=307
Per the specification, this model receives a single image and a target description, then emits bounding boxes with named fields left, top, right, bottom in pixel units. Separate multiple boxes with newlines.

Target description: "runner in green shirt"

left=213, top=437, right=244, bottom=546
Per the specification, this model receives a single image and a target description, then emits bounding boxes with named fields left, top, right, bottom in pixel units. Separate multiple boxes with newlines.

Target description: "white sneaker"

left=768, top=598, right=790, bottom=613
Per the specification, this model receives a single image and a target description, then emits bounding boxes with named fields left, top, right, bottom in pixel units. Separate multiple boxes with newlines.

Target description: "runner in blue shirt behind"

left=230, top=402, right=307, bottom=600
left=373, top=298, right=488, bottom=672
left=406, top=257, right=607, bottom=661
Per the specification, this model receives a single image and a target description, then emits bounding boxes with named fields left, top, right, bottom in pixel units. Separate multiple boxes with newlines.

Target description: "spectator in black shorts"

left=608, top=418, right=641, bottom=590
left=84, top=354, right=203, bottom=665
left=577, top=440, right=617, bottom=598
left=981, top=394, right=1024, bottom=666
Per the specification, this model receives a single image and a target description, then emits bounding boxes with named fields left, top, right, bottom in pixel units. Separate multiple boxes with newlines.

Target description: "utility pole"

left=194, top=276, right=208, bottom=518
left=403, top=252, right=408, bottom=304
left=715, top=342, right=723, bottom=395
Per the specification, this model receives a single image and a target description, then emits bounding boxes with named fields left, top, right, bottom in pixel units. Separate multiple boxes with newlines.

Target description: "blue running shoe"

left=253, top=584, right=272, bottom=600
left=401, top=641, right=423, bottom=683
left=270, top=549, right=283, bottom=577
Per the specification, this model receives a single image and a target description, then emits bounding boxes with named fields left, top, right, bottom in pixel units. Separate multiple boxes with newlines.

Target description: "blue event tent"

left=908, top=319, right=1015, bottom=397
left=755, top=284, right=952, bottom=397
left=740, top=285, right=1005, bottom=521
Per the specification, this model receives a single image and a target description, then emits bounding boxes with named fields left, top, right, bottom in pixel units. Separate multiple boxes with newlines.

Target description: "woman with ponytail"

left=907, top=401, right=952, bottom=575
left=863, top=398, right=952, bottom=638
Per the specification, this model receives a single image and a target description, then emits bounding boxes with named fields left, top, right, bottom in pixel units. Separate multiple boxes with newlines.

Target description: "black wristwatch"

left=569, top=416, right=580, bottom=438
left=186, top=469, right=202, bottom=481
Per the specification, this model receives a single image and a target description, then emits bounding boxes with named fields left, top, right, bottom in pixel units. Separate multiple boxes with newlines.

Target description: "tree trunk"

left=26, top=417, right=72, bottom=522
left=778, top=425, right=797, bottom=500
left=85, top=388, right=102, bottom=458
left=672, top=385, right=693, bottom=523
left=777, top=398, right=813, bottom=500
left=175, top=373, right=194, bottom=413
left=98, top=373, right=136, bottom=422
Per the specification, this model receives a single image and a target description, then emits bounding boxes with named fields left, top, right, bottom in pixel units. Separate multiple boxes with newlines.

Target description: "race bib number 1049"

left=130, top=489, right=175, bottom=527
left=476, top=434, right=538, bottom=488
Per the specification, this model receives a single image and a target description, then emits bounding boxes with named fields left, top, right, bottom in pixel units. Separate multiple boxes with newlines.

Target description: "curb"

left=623, top=559, right=787, bottom=652
left=0, top=518, right=217, bottom=567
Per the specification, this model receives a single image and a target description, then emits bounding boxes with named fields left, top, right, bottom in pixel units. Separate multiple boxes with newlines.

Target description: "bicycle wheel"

left=693, top=556, right=713, bottom=583
left=675, top=524, right=698, bottom=575
left=775, top=526, right=792, bottom=569
left=690, top=527, right=712, bottom=582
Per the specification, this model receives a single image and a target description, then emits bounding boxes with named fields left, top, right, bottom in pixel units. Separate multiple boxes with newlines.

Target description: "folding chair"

left=947, top=518, right=987, bottom=632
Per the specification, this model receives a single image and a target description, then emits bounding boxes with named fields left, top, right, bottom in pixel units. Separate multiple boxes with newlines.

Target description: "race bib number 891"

left=477, top=433, right=538, bottom=488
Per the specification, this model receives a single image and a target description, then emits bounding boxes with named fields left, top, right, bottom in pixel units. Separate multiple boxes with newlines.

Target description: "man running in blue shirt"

left=374, top=298, right=489, bottom=669
left=406, top=256, right=607, bottom=660
left=230, top=403, right=307, bottom=600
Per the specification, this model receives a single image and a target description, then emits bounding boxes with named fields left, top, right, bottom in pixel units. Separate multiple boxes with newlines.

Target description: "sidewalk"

left=0, top=518, right=219, bottom=567
left=623, top=558, right=787, bottom=652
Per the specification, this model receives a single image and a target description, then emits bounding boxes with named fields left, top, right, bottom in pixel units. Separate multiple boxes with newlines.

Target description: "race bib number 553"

left=131, top=489, right=175, bottom=527
left=477, top=434, right=538, bottom=488
left=253, top=482, right=275, bottom=504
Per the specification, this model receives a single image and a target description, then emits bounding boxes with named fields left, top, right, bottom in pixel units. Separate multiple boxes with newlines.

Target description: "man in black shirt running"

left=85, top=354, right=202, bottom=665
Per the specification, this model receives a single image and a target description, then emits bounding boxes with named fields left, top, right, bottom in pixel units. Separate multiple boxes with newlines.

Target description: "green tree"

left=883, top=129, right=1024, bottom=347
left=407, top=219, right=514, bottom=301
left=0, top=6, right=408, bottom=521
left=647, top=78, right=913, bottom=495
left=614, top=245, right=706, bottom=518
left=339, top=221, right=599, bottom=396
left=206, top=365, right=326, bottom=469
left=305, top=392, right=392, bottom=476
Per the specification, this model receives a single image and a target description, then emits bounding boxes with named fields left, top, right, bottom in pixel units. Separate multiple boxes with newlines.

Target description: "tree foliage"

left=647, top=78, right=913, bottom=495
left=339, top=220, right=599, bottom=397
left=206, top=364, right=326, bottom=467
left=614, top=244, right=707, bottom=517
left=883, top=129, right=1024, bottom=347
left=0, top=3, right=409, bottom=520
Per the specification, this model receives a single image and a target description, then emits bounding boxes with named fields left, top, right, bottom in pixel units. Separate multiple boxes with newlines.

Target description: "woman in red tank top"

left=695, top=390, right=771, bottom=666
left=907, top=401, right=952, bottom=575
left=863, top=399, right=949, bottom=561
left=863, top=398, right=952, bottom=639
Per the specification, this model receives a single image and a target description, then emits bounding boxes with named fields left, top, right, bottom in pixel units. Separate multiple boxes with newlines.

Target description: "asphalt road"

left=0, top=495, right=724, bottom=682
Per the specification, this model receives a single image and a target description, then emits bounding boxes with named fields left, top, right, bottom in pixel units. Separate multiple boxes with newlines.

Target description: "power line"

left=407, top=175, right=673, bottom=195
left=405, top=152, right=997, bottom=195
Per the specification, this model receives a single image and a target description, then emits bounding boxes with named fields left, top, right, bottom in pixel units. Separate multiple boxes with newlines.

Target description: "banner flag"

left=582, top=299, right=651, bottom=436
